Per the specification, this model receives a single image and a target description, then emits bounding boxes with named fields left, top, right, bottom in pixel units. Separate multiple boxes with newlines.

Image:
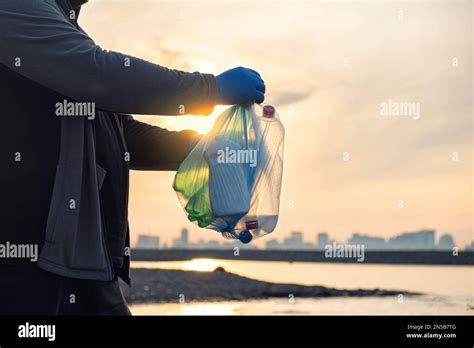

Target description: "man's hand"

left=216, top=67, right=266, bottom=105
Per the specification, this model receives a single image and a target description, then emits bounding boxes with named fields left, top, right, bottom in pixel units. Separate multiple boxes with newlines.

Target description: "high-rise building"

left=181, top=228, right=189, bottom=245
left=438, top=234, right=455, bottom=250
left=282, top=231, right=313, bottom=250
left=136, top=234, right=160, bottom=249
left=316, top=232, right=329, bottom=249
left=266, top=239, right=281, bottom=250
left=348, top=233, right=386, bottom=250
left=388, top=229, right=436, bottom=250
left=172, top=228, right=190, bottom=249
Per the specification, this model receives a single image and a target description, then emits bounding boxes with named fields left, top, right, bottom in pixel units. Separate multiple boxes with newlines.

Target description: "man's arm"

left=122, top=115, right=202, bottom=170
left=0, top=0, right=217, bottom=115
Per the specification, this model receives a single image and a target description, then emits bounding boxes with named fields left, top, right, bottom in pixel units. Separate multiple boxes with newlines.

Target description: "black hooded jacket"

left=0, top=0, right=216, bottom=283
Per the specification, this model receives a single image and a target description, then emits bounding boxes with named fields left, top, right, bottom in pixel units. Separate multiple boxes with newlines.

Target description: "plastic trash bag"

left=173, top=104, right=284, bottom=243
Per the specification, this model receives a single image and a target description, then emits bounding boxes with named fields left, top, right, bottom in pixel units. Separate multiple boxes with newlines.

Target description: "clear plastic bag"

left=173, top=104, right=284, bottom=243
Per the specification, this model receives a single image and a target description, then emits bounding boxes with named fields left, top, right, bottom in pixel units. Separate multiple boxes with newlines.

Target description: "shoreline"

left=132, top=249, right=474, bottom=265
left=122, top=267, right=420, bottom=304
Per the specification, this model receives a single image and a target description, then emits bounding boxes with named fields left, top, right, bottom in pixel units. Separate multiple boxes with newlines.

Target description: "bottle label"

left=246, top=220, right=259, bottom=230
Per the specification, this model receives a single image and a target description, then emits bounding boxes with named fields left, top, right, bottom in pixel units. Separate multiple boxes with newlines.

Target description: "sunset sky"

left=80, top=0, right=472, bottom=248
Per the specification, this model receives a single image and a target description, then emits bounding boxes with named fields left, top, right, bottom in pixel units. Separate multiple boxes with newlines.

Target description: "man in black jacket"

left=0, top=0, right=265, bottom=315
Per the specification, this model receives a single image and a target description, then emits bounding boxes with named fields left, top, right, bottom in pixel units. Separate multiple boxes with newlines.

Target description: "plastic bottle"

left=204, top=137, right=250, bottom=218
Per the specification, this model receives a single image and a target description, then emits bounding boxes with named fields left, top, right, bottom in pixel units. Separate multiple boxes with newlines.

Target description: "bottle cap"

left=263, top=105, right=275, bottom=118
left=238, top=230, right=253, bottom=244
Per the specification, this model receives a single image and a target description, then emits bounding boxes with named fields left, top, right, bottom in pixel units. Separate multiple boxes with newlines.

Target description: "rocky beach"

left=122, top=267, right=419, bottom=304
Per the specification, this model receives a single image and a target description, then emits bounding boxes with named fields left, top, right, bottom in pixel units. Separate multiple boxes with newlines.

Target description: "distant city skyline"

left=136, top=228, right=258, bottom=250
left=135, top=228, right=474, bottom=251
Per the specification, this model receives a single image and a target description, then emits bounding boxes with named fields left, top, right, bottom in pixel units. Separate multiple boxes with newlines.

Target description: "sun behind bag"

left=173, top=104, right=284, bottom=243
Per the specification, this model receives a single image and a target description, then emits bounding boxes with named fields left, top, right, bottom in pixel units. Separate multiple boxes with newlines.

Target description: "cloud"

left=268, top=90, right=313, bottom=107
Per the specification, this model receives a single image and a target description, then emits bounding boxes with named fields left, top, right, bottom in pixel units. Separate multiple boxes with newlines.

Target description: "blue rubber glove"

left=216, top=67, right=266, bottom=105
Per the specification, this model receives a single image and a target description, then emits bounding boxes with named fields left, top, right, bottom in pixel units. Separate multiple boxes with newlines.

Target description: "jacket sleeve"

left=122, top=115, right=202, bottom=170
left=0, top=0, right=217, bottom=116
